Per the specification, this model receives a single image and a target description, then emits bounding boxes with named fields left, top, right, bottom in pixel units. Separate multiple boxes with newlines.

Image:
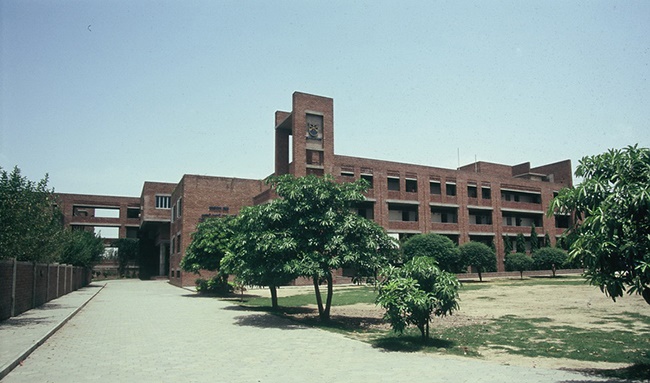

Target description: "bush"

left=504, top=253, right=534, bottom=279
left=195, top=275, right=234, bottom=295
left=532, top=247, right=568, bottom=277
left=401, top=233, right=463, bottom=273
left=459, top=242, right=496, bottom=282
left=377, top=257, right=460, bottom=340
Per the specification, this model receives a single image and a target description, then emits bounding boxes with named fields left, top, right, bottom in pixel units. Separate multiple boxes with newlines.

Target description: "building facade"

left=56, top=91, right=573, bottom=286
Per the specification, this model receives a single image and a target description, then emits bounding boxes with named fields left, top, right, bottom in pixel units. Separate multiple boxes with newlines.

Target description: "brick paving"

left=1, top=279, right=615, bottom=382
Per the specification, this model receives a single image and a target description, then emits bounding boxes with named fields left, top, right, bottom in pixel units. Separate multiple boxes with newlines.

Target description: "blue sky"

left=1, top=1, right=648, bottom=196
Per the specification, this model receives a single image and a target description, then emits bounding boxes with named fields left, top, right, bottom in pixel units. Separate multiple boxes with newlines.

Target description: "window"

left=430, top=181, right=441, bottom=195
left=341, top=171, right=354, bottom=178
left=176, top=234, right=181, bottom=253
left=387, top=177, right=400, bottom=191
left=405, top=179, right=418, bottom=193
left=469, top=209, right=492, bottom=225
left=388, top=203, right=419, bottom=222
left=155, top=195, right=171, bottom=209
left=126, top=227, right=139, bottom=239
left=482, top=187, right=491, bottom=199
left=361, top=174, right=374, bottom=188
left=177, top=198, right=182, bottom=218
left=467, top=185, right=478, bottom=198
left=127, top=208, right=140, bottom=219
left=431, top=206, right=458, bottom=223
left=446, top=183, right=456, bottom=196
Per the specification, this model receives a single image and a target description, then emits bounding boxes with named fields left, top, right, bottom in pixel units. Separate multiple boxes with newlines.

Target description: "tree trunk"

left=313, top=275, right=324, bottom=318
left=478, top=269, right=483, bottom=282
left=425, top=319, right=429, bottom=340
left=269, top=285, right=278, bottom=309
left=322, top=273, right=333, bottom=321
left=418, top=323, right=426, bottom=340
left=519, top=271, right=524, bottom=280
left=642, top=287, right=650, bottom=305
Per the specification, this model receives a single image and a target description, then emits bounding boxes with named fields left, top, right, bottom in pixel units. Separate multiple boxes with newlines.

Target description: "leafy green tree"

left=530, top=224, right=539, bottom=252
left=0, top=166, right=63, bottom=262
left=222, top=203, right=300, bottom=308
left=544, top=232, right=552, bottom=248
left=532, top=247, right=568, bottom=277
left=503, top=235, right=513, bottom=256
left=504, top=253, right=534, bottom=279
left=267, top=174, right=397, bottom=320
left=181, top=217, right=234, bottom=288
left=459, top=242, right=496, bottom=282
left=549, top=145, right=650, bottom=304
left=376, top=257, right=460, bottom=340
left=401, top=233, right=463, bottom=272
left=60, top=230, right=104, bottom=268
left=515, top=233, right=527, bottom=253
left=113, top=238, right=139, bottom=277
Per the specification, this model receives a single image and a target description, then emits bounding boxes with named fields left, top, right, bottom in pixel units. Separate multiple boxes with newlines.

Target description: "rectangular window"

left=482, top=187, right=491, bottom=199
left=341, top=171, right=354, bottom=178
left=388, top=203, right=419, bottom=222
left=431, top=206, right=458, bottom=224
left=177, top=198, right=182, bottom=218
left=405, top=179, right=418, bottom=193
left=387, top=177, right=400, bottom=191
left=446, top=183, right=457, bottom=196
left=176, top=234, right=181, bottom=253
left=429, top=181, right=441, bottom=195
left=127, top=208, right=140, bottom=219
left=467, top=186, right=478, bottom=198
left=155, top=195, right=171, bottom=209
left=361, top=174, right=373, bottom=188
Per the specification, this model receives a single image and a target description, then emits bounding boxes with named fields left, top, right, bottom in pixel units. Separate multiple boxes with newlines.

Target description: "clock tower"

left=274, top=92, right=335, bottom=177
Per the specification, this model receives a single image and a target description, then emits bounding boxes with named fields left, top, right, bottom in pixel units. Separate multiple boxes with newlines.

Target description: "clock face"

left=308, top=123, right=319, bottom=138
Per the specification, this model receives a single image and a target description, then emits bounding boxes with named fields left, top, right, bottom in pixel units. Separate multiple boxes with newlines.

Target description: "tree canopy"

left=401, top=233, right=463, bottom=273
left=459, top=241, right=496, bottom=282
left=59, top=230, right=104, bottom=268
left=0, top=166, right=62, bottom=262
left=532, top=247, right=568, bottom=277
left=504, top=253, right=534, bottom=279
left=549, top=145, right=650, bottom=304
left=265, top=174, right=398, bottom=320
left=222, top=203, right=300, bottom=308
left=181, top=216, right=234, bottom=274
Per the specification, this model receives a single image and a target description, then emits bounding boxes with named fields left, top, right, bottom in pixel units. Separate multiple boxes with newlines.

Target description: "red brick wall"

left=0, top=260, right=90, bottom=321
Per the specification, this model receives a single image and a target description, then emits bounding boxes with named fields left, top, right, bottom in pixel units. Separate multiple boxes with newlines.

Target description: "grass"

left=233, top=277, right=650, bottom=380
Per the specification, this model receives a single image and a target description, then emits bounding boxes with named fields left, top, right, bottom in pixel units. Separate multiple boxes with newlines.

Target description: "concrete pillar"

left=159, top=244, right=165, bottom=276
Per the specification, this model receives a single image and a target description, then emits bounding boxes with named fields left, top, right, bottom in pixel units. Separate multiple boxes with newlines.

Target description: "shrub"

left=504, top=253, right=534, bottom=279
left=401, top=233, right=463, bottom=273
left=195, top=275, right=234, bottom=295
left=459, top=242, right=496, bottom=282
left=532, top=247, right=568, bottom=277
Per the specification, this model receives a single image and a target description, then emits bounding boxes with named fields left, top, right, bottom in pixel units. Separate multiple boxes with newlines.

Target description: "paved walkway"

left=0, top=280, right=619, bottom=382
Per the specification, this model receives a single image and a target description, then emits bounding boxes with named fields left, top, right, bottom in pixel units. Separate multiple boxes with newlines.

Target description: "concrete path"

left=0, top=280, right=617, bottom=382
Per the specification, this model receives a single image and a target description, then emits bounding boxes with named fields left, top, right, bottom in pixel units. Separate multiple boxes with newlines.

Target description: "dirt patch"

left=244, top=278, right=650, bottom=371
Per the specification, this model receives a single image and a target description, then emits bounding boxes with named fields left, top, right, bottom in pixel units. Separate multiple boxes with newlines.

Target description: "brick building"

left=56, top=91, right=573, bottom=286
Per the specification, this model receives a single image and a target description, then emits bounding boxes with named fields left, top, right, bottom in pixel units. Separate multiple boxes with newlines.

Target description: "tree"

left=0, top=166, right=63, bottom=262
left=515, top=233, right=527, bottom=254
left=222, top=203, right=300, bottom=309
left=504, top=253, right=534, bottom=279
left=267, top=174, right=397, bottom=320
left=503, top=235, right=513, bottom=256
left=549, top=145, right=650, bottom=304
left=401, top=233, right=463, bottom=272
left=544, top=232, right=552, bottom=248
left=459, top=242, right=496, bottom=282
left=530, top=224, right=539, bottom=252
left=532, top=247, right=568, bottom=277
left=113, top=238, right=139, bottom=277
left=376, top=256, right=460, bottom=340
left=60, top=230, right=104, bottom=268
left=181, top=216, right=234, bottom=278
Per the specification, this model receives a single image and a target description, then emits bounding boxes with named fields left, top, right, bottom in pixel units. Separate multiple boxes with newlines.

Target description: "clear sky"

left=1, top=1, right=649, bottom=197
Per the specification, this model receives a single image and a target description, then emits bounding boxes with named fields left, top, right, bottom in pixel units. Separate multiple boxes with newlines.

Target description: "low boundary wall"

left=0, top=259, right=91, bottom=321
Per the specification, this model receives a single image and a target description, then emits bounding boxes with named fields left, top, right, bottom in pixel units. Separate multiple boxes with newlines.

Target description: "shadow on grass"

left=571, top=362, right=650, bottom=382
left=371, top=335, right=455, bottom=353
